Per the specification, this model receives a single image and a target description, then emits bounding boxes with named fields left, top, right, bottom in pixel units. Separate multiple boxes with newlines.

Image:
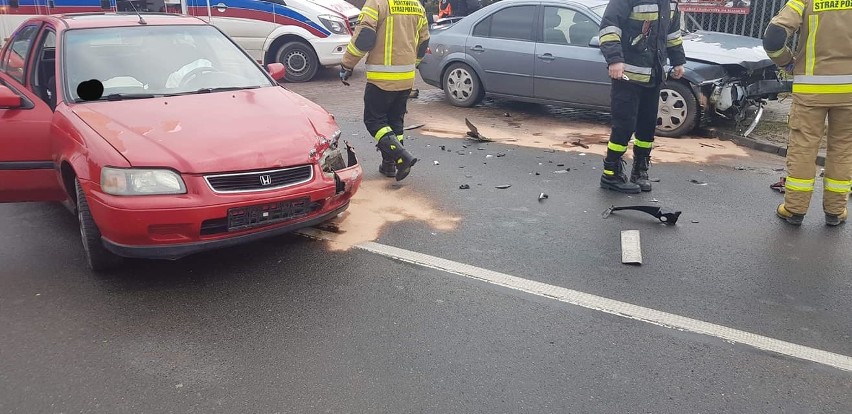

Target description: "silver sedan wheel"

left=658, top=88, right=689, bottom=132
left=447, top=68, right=474, bottom=102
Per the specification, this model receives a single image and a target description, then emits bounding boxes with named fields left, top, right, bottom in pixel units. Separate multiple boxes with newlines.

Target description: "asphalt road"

left=1, top=70, right=851, bottom=413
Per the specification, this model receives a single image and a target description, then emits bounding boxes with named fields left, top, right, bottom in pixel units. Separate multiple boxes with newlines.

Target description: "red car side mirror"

left=0, top=85, right=22, bottom=109
left=267, top=63, right=286, bottom=81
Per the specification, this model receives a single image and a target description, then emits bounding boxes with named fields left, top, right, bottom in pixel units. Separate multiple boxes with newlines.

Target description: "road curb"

left=708, top=128, right=827, bottom=167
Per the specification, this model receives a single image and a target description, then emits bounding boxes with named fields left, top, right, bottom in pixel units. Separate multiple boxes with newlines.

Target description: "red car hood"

left=71, top=86, right=335, bottom=174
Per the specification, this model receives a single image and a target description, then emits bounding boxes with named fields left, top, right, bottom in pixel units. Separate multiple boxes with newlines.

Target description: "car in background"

left=0, top=13, right=362, bottom=270
left=0, top=0, right=362, bottom=83
left=418, top=0, right=791, bottom=137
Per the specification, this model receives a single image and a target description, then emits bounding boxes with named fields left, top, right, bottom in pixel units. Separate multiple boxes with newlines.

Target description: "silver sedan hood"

left=683, top=31, right=774, bottom=70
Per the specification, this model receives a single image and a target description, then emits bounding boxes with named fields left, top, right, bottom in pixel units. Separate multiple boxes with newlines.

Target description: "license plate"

left=227, top=198, right=312, bottom=231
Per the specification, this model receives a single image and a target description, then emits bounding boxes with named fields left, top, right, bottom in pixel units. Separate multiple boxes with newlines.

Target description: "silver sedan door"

left=533, top=6, right=610, bottom=108
left=465, top=3, right=538, bottom=97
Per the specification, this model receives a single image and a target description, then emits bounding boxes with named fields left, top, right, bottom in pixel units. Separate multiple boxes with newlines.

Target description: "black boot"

left=376, top=133, right=418, bottom=181
left=379, top=156, right=397, bottom=177
left=630, top=155, right=652, bottom=192
left=601, top=159, right=641, bottom=194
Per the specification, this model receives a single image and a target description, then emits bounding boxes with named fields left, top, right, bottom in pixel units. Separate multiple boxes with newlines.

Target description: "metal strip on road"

left=296, top=229, right=852, bottom=373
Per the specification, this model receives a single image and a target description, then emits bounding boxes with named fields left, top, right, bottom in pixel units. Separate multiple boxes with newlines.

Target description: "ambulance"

left=0, top=0, right=361, bottom=82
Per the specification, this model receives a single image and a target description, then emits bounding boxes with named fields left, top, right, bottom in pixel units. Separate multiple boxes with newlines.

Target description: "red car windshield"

left=63, top=24, right=275, bottom=101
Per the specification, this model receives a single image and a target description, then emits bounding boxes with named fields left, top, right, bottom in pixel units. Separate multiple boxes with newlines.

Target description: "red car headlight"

left=101, top=167, right=187, bottom=196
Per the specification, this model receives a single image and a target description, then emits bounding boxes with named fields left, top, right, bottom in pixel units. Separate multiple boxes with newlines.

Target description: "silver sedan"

left=418, top=0, right=790, bottom=137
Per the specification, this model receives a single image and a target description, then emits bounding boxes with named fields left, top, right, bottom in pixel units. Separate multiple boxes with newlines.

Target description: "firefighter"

left=340, top=0, right=430, bottom=181
left=598, top=0, right=686, bottom=193
left=764, top=0, right=852, bottom=226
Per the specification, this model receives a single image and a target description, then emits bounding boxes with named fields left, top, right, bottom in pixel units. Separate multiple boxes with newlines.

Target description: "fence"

left=683, top=0, right=799, bottom=46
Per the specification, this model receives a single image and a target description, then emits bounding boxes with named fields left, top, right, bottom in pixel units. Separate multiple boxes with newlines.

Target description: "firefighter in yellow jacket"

left=340, top=0, right=430, bottom=181
left=763, top=0, right=852, bottom=226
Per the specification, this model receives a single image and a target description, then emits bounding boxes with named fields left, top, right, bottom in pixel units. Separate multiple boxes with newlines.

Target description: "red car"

left=0, top=13, right=362, bottom=270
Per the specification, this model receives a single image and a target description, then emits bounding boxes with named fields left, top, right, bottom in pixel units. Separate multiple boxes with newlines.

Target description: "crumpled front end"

left=693, top=63, right=792, bottom=136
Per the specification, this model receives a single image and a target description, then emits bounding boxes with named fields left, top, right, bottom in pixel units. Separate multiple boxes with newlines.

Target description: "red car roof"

left=39, top=13, right=208, bottom=30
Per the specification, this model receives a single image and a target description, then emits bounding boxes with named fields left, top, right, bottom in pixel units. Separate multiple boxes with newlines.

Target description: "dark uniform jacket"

left=598, top=0, right=686, bottom=86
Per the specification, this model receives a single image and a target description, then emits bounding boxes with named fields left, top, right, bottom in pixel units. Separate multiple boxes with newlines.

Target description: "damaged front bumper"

left=695, top=69, right=792, bottom=137
left=95, top=142, right=363, bottom=261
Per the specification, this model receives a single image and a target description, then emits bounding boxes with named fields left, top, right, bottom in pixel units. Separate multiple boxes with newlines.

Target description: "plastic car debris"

left=602, top=205, right=681, bottom=225
left=459, top=184, right=470, bottom=189
left=465, top=118, right=493, bottom=142
left=496, top=184, right=511, bottom=189
left=770, top=177, right=785, bottom=193
left=690, top=179, right=708, bottom=185
left=571, top=140, right=590, bottom=149
left=621, top=230, right=642, bottom=265
left=403, top=123, right=425, bottom=130
left=538, top=193, right=548, bottom=201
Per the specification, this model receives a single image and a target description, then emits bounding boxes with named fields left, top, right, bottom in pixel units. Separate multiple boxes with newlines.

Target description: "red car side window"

left=2, top=24, right=40, bottom=85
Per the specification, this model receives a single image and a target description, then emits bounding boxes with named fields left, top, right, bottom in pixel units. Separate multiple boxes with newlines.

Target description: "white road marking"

left=297, top=228, right=852, bottom=373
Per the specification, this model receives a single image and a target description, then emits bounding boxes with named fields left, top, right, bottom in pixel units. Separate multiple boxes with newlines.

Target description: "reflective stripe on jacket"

left=598, top=0, right=686, bottom=86
left=763, top=0, right=852, bottom=105
left=343, top=0, right=430, bottom=91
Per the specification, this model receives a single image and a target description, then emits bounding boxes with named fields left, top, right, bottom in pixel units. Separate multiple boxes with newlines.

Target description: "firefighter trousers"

left=364, top=83, right=410, bottom=150
left=605, top=79, right=661, bottom=163
left=784, top=102, right=852, bottom=215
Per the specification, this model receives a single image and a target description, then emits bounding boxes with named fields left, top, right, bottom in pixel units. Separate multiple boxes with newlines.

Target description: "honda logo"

left=259, top=175, right=272, bottom=186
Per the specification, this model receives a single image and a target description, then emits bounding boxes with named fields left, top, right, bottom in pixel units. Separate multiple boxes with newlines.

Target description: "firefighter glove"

left=339, top=66, right=353, bottom=82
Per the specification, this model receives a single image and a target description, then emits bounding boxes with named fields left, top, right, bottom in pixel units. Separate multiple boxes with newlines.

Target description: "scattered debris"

left=465, top=118, right=494, bottom=142
left=621, top=230, right=643, bottom=265
left=650, top=178, right=661, bottom=183
left=553, top=169, right=570, bottom=174
left=544, top=149, right=556, bottom=153
left=440, top=145, right=446, bottom=151
left=433, top=161, right=440, bottom=165
left=403, top=123, right=425, bottom=130
left=773, top=167, right=785, bottom=172
left=690, top=179, right=708, bottom=186
left=316, top=222, right=342, bottom=233
left=691, top=220, right=700, bottom=224
left=602, top=205, right=682, bottom=225
left=538, top=193, right=549, bottom=202
left=557, top=163, right=565, bottom=167
left=770, top=177, right=786, bottom=193
left=459, top=184, right=470, bottom=189
left=496, top=153, right=506, bottom=157
left=700, top=142, right=718, bottom=148
left=478, top=147, right=486, bottom=151
left=535, top=172, right=541, bottom=176
left=496, top=184, right=511, bottom=189
left=650, top=198, right=659, bottom=203
left=571, top=140, right=590, bottom=149
left=504, top=112, right=511, bottom=117
left=486, top=154, right=494, bottom=158
left=579, top=153, right=587, bottom=156
left=457, top=150, right=466, bottom=155
left=465, top=174, right=473, bottom=178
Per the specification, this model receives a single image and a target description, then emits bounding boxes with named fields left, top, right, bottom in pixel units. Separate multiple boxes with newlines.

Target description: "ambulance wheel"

left=443, top=62, right=484, bottom=107
left=656, top=81, right=698, bottom=138
left=277, top=41, right=319, bottom=83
